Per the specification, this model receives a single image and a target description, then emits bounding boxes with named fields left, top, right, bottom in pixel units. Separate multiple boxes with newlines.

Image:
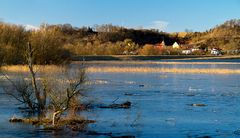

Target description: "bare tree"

left=1, top=42, right=47, bottom=117
left=26, top=42, right=47, bottom=118
left=42, top=67, right=86, bottom=125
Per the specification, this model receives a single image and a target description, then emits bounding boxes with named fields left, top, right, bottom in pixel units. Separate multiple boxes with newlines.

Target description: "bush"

left=139, top=44, right=160, bottom=55
left=0, top=23, right=28, bottom=64
left=30, top=26, right=70, bottom=64
left=162, top=47, right=182, bottom=55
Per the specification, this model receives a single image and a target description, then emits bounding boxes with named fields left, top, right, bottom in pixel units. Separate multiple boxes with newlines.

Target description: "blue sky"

left=0, top=0, right=239, bottom=32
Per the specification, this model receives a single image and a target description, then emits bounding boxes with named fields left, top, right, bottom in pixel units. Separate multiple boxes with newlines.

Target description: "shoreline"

left=71, top=55, right=240, bottom=61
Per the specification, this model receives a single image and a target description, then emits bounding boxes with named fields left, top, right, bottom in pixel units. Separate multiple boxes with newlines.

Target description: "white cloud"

left=147, top=20, right=169, bottom=31
left=24, top=24, right=39, bottom=31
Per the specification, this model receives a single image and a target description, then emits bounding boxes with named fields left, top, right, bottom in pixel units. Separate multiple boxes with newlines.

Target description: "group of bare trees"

left=0, top=22, right=70, bottom=65
left=1, top=42, right=86, bottom=126
left=0, top=23, right=28, bottom=64
left=66, top=38, right=140, bottom=55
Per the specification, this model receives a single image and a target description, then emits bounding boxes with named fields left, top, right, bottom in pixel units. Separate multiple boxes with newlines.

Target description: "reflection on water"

left=0, top=61, right=240, bottom=137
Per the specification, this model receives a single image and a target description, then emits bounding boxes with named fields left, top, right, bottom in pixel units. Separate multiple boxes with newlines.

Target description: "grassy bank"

left=72, top=55, right=209, bottom=61
left=72, top=55, right=240, bottom=61
left=82, top=61, right=240, bottom=65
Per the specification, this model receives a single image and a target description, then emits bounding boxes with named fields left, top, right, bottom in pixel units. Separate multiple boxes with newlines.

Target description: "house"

left=155, top=40, right=166, bottom=50
left=172, top=42, right=180, bottom=49
left=211, top=48, right=222, bottom=55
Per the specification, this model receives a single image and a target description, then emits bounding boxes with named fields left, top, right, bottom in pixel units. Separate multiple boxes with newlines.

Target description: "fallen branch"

left=99, top=101, right=131, bottom=109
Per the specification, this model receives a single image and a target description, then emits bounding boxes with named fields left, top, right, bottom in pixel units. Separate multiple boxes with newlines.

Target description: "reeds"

left=2, top=65, right=240, bottom=74
left=87, top=67, right=240, bottom=74
left=1, top=65, right=62, bottom=73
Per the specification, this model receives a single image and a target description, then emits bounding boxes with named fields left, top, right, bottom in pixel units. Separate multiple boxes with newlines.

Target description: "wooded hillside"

left=0, top=19, right=239, bottom=64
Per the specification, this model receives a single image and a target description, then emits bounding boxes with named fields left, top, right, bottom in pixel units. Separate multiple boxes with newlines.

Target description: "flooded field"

left=1, top=61, right=240, bottom=137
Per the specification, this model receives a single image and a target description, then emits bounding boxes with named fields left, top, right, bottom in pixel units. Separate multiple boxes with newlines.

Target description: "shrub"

left=139, top=44, right=160, bottom=55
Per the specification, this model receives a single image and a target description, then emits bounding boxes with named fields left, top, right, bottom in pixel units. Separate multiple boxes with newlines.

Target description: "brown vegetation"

left=99, top=101, right=131, bottom=109
left=87, top=67, right=240, bottom=74
left=0, top=23, right=70, bottom=65
left=9, top=115, right=95, bottom=131
left=2, top=61, right=240, bottom=75
left=186, top=19, right=240, bottom=54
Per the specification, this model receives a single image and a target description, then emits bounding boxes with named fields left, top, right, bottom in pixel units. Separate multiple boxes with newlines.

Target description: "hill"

left=187, top=19, right=240, bottom=53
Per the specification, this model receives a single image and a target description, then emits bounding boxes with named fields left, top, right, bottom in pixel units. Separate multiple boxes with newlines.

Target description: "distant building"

left=172, top=42, right=180, bottom=49
left=211, top=48, right=222, bottom=55
left=155, top=40, right=166, bottom=50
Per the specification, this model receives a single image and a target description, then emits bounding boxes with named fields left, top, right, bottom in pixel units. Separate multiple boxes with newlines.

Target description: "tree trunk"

left=52, top=111, right=61, bottom=126
left=27, top=42, right=46, bottom=118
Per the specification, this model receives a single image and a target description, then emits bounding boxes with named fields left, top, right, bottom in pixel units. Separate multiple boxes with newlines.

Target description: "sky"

left=0, top=0, right=239, bottom=32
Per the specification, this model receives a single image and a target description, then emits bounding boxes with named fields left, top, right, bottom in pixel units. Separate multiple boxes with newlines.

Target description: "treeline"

left=57, top=24, right=181, bottom=45
left=0, top=19, right=239, bottom=65
left=0, top=23, right=70, bottom=65
left=0, top=22, right=183, bottom=64
left=54, top=24, right=185, bottom=55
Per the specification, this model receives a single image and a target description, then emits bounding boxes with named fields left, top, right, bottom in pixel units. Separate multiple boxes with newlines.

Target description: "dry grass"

left=1, top=64, right=240, bottom=74
left=1, top=65, right=62, bottom=73
left=87, top=67, right=240, bottom=74
left=9, top=116, right=52, bottom=125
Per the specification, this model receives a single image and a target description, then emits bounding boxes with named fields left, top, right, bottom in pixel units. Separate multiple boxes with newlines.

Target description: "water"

left=84, top=73, right=240, bottom=137
left=0, top=61, right=240, bottom=137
